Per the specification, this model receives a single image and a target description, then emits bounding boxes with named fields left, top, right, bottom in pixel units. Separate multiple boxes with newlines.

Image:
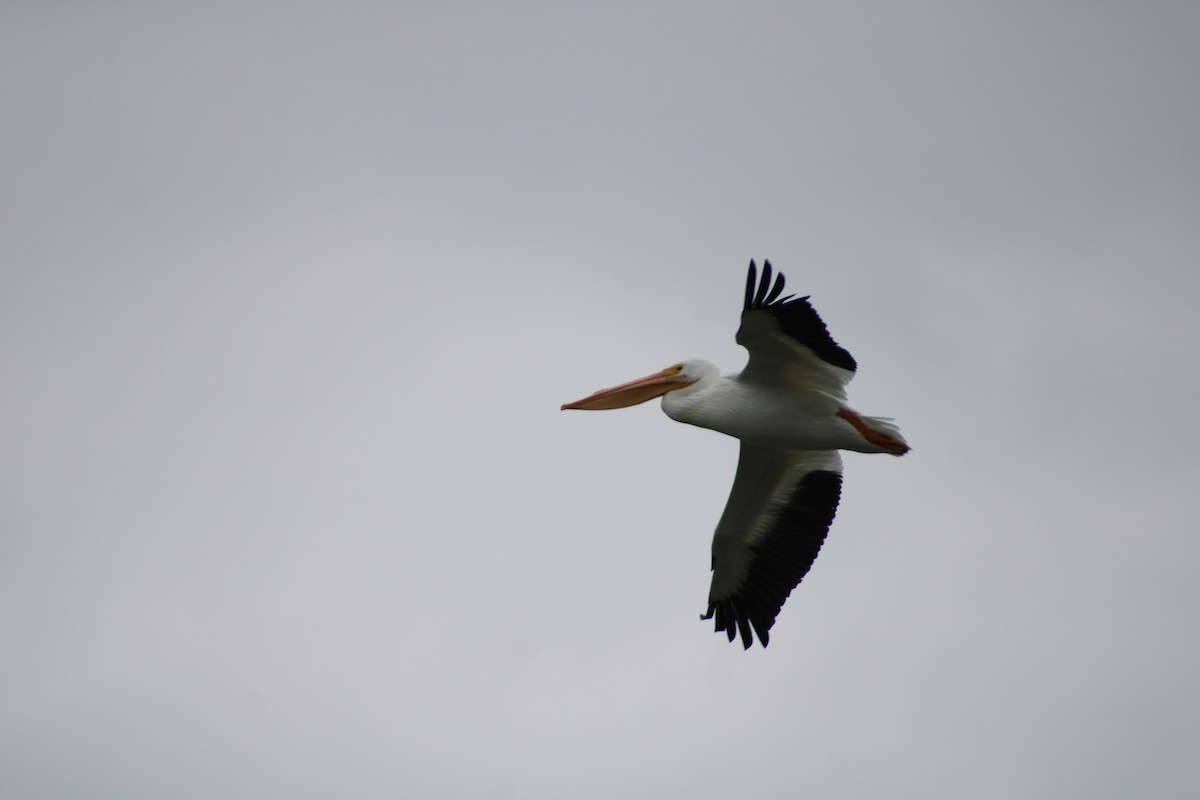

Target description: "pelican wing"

left=703, top=445, right=843, bottom=648
left=736, top=260, right=856, bottom=398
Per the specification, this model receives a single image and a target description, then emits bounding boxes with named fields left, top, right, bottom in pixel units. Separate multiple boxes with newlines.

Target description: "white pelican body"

left=661, top=366, right=903, bottom=454
left=562, top=261, right=909, bottom=649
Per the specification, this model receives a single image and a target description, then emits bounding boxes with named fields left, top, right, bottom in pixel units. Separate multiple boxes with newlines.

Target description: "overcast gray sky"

left=3, top=2, right=1198, bottom=798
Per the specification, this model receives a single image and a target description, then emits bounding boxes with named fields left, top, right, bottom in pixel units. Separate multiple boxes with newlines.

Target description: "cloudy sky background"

left=3, top=3, right=1198, bottom=797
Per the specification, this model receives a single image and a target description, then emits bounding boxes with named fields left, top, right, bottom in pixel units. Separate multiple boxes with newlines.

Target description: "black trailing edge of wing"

left=701, top=469, right=843, bottom=649
left=742, top=259, right=858, bottom=373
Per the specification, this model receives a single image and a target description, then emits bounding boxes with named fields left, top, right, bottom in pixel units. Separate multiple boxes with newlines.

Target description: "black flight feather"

left=702, top=469, right=842, bottom=649
left=742, top=259, right=858, bottom=373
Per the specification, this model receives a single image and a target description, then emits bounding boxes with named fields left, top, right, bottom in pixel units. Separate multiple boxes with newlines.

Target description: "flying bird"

left=561, top=260, right=910, bottom=649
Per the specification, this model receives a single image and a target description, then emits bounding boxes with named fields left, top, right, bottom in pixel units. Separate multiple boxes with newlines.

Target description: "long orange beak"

left=561, top=368, right=696, bottom=410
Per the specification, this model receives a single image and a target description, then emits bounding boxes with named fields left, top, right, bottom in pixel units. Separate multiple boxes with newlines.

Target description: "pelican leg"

left=836, top=409, right=910, bottom=455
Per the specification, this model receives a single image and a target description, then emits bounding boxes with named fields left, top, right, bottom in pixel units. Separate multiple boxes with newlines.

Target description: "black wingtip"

left=739, top=258, right=858, bottom=373
left=744, top=260, right=757, bottom=312
left=753, top=260, right=773, bottom=308
left=744, top=258, right=790, bottom=312
left=750, top=613, right=771, bottom=648
left=704, top=597, right=767, bottom=649
left=765, top=269, right=786, bottom=304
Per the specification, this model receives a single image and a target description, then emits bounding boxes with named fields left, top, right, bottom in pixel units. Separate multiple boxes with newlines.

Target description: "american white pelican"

left=562, top=260, right=909, bottom=649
